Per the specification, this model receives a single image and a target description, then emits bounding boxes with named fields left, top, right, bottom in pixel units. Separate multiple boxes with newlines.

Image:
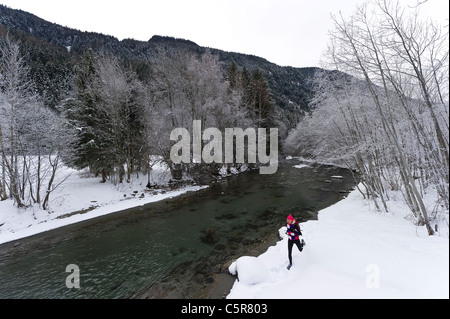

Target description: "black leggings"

left=288, top=239, right=303, bottom=265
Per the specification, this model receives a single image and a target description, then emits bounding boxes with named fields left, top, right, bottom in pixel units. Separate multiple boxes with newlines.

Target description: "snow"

left=293, top=164, right=309, bottom=169
left=0, top=162, right=207, bottom=245
left=1, top=158, right=448, bottom=299
left=228, top=256, right=269, bottom=285
left=218, top=164, right=249, bottom=176
left=227, top=184, right=449, bottom=299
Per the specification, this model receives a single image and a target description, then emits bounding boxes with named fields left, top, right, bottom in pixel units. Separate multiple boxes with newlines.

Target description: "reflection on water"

left=0, top=161, right=356, bottom=298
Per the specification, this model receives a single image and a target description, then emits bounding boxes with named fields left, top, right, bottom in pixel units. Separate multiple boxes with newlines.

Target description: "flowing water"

left=0, top=160, right=357, bottom=298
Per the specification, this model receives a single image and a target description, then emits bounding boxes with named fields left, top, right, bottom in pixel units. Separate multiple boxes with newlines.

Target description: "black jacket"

left=287, top=222, right=302, bottom=240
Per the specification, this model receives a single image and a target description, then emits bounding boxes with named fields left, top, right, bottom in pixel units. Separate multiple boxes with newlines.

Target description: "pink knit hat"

left=287, top=214, right=295, bottom=221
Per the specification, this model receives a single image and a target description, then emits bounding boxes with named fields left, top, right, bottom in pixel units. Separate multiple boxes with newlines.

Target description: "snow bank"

left=0, top=163, right=207, bottom=245
left=229, top=256, right=270, bottom=285
left=227, top=184, right=449, bottom=299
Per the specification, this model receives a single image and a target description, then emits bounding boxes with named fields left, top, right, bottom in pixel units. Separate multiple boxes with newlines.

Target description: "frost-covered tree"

left=286, top=0, right=449, bottom=235
left=0, top=35, right=38, bottom=207
left=65, top=51, right=147, bottom=185
left=63, top=49, right=103, bottom=178
left=147, top=50, right=253, bottom=181
left=0, top=35, right=74, bottom=209
left=95, top=54, right=145, bottom=185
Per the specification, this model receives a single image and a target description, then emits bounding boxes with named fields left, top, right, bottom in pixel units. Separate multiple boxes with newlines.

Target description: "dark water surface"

left=0, top=160, right=356, bottom=298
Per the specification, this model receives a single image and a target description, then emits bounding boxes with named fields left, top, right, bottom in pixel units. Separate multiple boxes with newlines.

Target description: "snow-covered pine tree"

left=64, top=49, right=106, bottom=180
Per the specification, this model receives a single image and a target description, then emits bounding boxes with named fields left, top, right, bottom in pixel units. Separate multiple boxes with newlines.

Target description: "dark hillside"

left=1, top=4, right=330, bottom=128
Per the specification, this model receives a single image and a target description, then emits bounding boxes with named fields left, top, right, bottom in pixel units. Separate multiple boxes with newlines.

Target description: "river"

left=0, top=160, right=357, bottom=299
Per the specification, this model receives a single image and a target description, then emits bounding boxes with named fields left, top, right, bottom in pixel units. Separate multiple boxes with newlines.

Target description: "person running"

left=286, top=214, right=303, bottom=270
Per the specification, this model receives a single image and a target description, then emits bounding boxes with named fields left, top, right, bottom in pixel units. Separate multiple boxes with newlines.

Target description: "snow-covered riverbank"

left=227, top=183, right=449, bottom=299
left=0, top=164, right=207, bottom=245
left=1, top=159, right=448, bottom=299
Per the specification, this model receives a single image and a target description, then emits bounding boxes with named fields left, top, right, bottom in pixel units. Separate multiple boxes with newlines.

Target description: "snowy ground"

left=0, top=162, right=207, bottom=245
left=228, top=183, right=449, bottom=299
left=1, top=159, right=448, bottom=299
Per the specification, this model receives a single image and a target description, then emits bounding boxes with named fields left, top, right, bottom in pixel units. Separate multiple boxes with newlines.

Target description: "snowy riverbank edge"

left=227, top=183, right=449, bottom=299
left=0, top=171, right=208, bottom=245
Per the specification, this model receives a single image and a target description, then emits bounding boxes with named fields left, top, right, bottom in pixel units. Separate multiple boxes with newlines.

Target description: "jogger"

left=286, top=214, right=303, bottom=270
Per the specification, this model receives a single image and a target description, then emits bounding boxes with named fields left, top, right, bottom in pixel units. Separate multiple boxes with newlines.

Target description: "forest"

left=285, top=1, right=448, bottom=235
left=0, top=1, right=448, bottom=236
left=0, top=32, right=278, bottom=210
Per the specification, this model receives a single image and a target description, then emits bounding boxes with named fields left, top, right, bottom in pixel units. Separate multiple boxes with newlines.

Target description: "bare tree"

left=0, top=35, right=38, bottom=207
left=288, top=0, right=448, bottom=235
left=329, top=0, right=450, bottom=234
left=146, top=49, right=253, bottom=181
left=0, top=35, right=75, bottom=210
left=95, top=54, right=139, bottom=185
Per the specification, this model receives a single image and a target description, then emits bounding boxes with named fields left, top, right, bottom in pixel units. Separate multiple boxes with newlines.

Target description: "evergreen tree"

left=64, top=49, right=108, bottom=181
left=240, top=66, right=251, bottom=107
left=227, top=61, right=239, bottom=90
left=249, top=69, right=275, bottom=127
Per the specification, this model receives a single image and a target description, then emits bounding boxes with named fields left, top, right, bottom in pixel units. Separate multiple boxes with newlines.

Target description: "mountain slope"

left=0, top=4, right=321, bottom=129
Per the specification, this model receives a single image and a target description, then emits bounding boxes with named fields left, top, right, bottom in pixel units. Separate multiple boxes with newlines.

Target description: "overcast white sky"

left=1, top=0, right=448, bottom=68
